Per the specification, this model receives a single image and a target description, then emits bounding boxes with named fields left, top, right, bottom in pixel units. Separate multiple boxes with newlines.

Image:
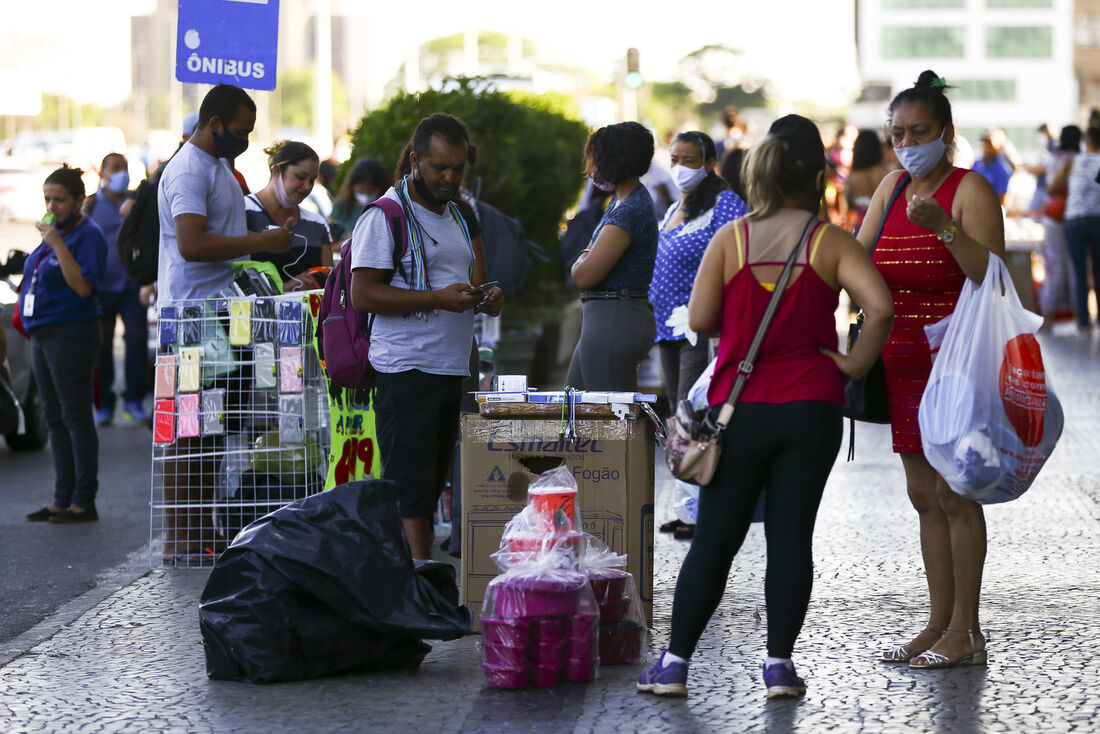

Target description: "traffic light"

left=625, top=47, right=642, bottom=89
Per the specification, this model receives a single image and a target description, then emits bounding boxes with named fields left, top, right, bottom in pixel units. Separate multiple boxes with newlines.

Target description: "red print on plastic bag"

left=999, top=334, right=1046, bottom=447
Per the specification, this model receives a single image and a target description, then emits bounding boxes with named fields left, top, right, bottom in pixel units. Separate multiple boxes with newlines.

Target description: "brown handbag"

left=665, top=218, right=816, bottom=485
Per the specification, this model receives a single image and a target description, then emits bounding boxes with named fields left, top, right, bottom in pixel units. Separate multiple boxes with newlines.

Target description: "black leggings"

left=668, top=401, right=842, bottom=659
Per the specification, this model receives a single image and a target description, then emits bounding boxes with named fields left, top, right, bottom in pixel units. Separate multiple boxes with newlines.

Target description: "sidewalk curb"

left=0, top=547, right=152, bottom=668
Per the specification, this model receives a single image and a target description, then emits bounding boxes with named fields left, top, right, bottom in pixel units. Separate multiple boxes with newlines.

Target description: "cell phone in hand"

left=465, top=280, right=499, bottom=295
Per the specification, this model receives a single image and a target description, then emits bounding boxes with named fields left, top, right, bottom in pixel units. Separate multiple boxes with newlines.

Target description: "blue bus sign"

left=176, top=0, right=280, bottom=91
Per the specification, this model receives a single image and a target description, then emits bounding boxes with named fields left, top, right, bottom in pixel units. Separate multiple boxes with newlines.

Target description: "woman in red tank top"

left=860, top=71, right=1006, bottom=669
left=638, top=115, right=893, bottom=700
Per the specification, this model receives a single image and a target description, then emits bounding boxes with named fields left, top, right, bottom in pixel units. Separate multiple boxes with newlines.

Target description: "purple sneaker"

left=763, top=661, right=806, bottom=699
left=637, top=651, right=688, bottom=697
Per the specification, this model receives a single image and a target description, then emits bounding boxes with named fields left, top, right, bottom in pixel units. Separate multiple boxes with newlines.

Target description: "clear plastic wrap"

left=480, top=467, right=600, bottom=689
left=480, top=556, right=600, bottom=689
left=578, top=535, right=648, bottom=665
left=492, top=466, right=583, bottom=571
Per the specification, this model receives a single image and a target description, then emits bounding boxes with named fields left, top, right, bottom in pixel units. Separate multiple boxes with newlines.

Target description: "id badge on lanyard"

left=23, top=249, right=52, bottom=318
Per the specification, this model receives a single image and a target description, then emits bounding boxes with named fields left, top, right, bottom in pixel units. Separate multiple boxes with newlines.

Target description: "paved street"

left=0, top=324, right=1098, bottom=733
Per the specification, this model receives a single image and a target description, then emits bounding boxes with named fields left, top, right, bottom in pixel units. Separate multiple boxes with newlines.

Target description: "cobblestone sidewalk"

left=1, top=329, right=1097, bottom=733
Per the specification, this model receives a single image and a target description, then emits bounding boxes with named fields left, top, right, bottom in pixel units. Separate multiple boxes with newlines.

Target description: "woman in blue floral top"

left=650, top=132, right=748, bottom=410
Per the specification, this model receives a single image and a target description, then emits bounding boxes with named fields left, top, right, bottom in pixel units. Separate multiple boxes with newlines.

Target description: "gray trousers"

left=566, top=298, right=656, bottom=391
left=30, top=319, right=101, bottom=509
left=657, top=338, right=712, bottom=410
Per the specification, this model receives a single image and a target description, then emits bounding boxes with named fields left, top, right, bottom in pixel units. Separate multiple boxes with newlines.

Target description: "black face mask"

left=55, top=211, right=80, bottom=231
left=212, top=121, right=249, bottom=160
left=412, top=164, right=450, bottom=208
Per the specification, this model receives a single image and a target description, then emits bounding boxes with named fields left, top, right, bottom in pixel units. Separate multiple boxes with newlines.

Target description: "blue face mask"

left=895, top=129, right=947, bottom=179
left=106, top=170, right=130, bottom=195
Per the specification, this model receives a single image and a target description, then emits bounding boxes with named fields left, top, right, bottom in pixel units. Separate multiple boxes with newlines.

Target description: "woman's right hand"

left=820, top=348, right=872, bottom=381
left=35, top=220, right=59, bottom=245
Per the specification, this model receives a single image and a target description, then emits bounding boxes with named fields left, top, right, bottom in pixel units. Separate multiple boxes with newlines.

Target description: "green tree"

left=343, top=78, right=590, bottom=306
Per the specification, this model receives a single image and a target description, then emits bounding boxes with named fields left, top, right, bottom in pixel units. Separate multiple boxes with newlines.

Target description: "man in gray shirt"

left=351, top=113, right=502, bottom=559
left=157, top=84, right=291, bottom=564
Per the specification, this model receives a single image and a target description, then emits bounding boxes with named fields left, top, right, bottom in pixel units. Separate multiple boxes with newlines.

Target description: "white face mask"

left=670, top=164, right=707, bottom=192
left=895, top=129, right=947, bottom=179
left=354, top=191, right=377, bottom=207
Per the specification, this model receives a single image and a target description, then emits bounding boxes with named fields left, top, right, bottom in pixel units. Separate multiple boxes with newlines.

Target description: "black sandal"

left=659, top=519, right=689, bottom=533
left=673, top=524, right=696, bottom=540
left=27, top=507, right=66, bottom=522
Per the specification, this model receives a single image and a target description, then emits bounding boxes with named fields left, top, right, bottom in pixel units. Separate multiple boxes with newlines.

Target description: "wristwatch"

left=937, top=220, right=958, bottom=244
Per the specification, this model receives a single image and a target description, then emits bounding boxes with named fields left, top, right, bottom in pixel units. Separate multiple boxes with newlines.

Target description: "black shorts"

left=373, top=369, right=463, bottom=518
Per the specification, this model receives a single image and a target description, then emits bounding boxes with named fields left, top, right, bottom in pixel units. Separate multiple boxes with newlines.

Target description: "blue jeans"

left=1063, top=216, right=1100, bottom=327
left=31, top=319, right=101, bottom=509
left=96, top=286, right=148, bottom=407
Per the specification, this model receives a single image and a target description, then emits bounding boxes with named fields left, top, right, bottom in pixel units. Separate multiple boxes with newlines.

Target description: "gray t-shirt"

left=349, top=188, right=474, bottom=376
left=157, top=142, right=246, bottom=303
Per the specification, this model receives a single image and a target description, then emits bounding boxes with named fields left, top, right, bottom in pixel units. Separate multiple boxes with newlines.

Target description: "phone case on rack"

left=278, top=300, right=303, bottom=345
left=154, top=354, right=177, bottom=399
left=178, top=347, right=202, bottom=393
left=254, top=342, right=277, bottom=389
left=158, top=306, right=178, bottom=346
left=179, top=305, right=203, bottom=345
left=229, top=300, right=252, bottom=346
left=201, top=389, right=225, bottom=436
left=279, top=394, right=304, bottom=445
left=252, top=298, right=276, bottom=343
left=280, top=346, right=303, bottom=393
left=177, top=393, right=200, bottom=438
left=153, top=400, right=175, bottom=444
left=250, top=388, right=278, bottom=430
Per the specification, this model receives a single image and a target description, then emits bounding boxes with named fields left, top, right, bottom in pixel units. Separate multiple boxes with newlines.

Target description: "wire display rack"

left=150, top=292, right=329, bottom=568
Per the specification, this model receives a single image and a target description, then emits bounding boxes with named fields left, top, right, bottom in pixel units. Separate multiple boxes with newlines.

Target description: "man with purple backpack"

left=349, top=113, right=502, bottom=559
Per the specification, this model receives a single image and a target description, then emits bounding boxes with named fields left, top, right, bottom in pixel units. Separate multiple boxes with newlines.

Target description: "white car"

left=0, top=164, right=49, bottom=223
left=1, top=249, right=48, bottom=450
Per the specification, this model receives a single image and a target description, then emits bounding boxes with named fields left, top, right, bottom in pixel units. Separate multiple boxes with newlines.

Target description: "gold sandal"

left=879, top=624, right=945, bottom=663
left=909, top=627, right=987, bottom=669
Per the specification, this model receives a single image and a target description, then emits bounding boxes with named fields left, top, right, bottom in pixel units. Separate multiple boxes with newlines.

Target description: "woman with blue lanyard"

left=21, top=165, right=107, bottom=523
left=650, top=131, right=748, bottom=538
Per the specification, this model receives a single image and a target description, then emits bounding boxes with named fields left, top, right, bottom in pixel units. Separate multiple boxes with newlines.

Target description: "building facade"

left=854, top=0, right=1077, bottom=154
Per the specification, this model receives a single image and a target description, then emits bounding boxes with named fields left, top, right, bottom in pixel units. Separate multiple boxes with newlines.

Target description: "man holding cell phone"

left=350, top=112, right=502, bottom=559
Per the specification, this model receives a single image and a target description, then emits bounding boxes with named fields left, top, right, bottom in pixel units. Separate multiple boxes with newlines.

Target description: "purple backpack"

left=316, top=197, right=407, bottom=391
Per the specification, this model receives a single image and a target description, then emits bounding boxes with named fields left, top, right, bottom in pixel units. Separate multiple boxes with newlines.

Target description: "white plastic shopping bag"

left=686, top=358, right=717, bottom=412
left=918, top=256, right=1063, bottom=503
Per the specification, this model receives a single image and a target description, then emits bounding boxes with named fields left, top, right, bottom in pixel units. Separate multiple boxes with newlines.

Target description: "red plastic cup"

left=528, top=486, right=577, bottom=532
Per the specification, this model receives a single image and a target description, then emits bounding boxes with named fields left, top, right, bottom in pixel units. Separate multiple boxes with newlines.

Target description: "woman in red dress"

left=858, top=71, right=1006, bottom=668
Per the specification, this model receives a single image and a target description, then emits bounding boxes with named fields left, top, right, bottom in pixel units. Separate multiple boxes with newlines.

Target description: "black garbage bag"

left=199, top=479, right=472, bottom=682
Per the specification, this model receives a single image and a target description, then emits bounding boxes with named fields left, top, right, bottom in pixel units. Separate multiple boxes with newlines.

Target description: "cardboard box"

left=460, top=407, right=655, bottom=631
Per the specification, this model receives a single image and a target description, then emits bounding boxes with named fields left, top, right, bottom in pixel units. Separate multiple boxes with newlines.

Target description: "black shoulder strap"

left=247, top=193, right=279, bottom=228
left=870, top=172, right=911, bottom=256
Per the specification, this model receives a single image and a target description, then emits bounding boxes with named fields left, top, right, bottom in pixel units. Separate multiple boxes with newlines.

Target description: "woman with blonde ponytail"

left=637, top=115, right=893, bottom=700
